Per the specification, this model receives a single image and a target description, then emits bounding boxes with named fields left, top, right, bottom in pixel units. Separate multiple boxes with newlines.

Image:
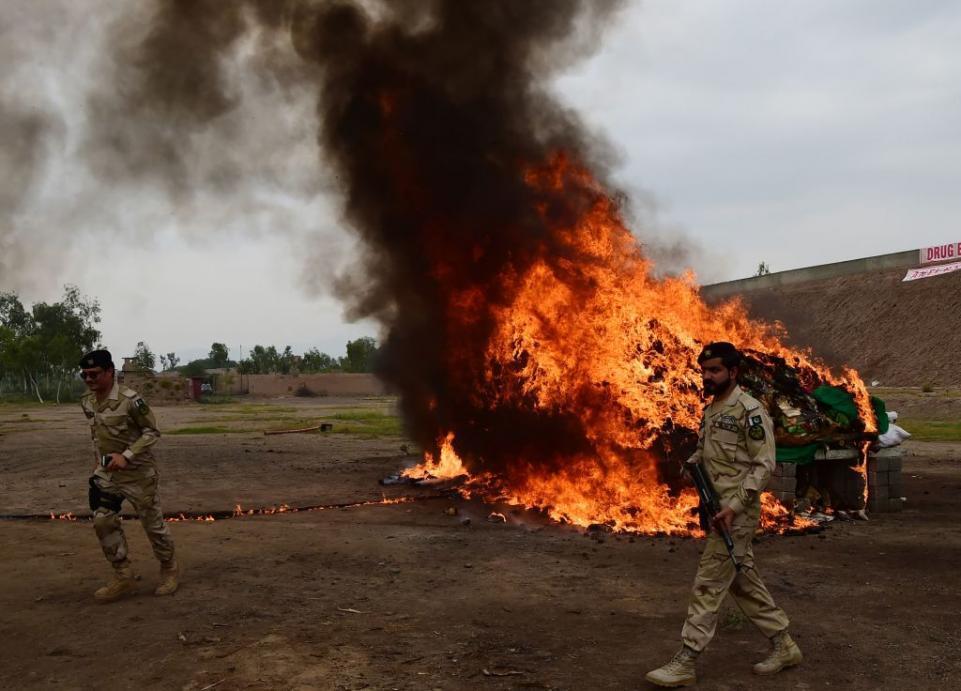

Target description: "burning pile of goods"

left=119, top=2, right=894, bottom=535
left=395, top=338, right=888, bottom=534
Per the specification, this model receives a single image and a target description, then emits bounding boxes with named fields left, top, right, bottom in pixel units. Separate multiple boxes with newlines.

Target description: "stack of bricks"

left=867, top=449, right=905, bottom=513
left=767, top=462, right=797, bottom=508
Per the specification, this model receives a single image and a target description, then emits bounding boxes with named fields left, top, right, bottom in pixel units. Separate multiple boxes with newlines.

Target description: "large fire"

left=404, top=154, right=872, bottom=535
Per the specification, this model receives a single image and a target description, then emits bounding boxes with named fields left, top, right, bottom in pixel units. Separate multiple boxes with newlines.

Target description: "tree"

left=181, top=359, right=208, bottom=378
left=343, top=337, right=379, bottom=373
left=0, top=286, right=101, bottom=403
left=278, top=345, right=295, bottom=374
left=302, top=348, right=338, bottom=373
left=247, top=345, right=280, bottom=374
left=0, top=292, right=34, bottom=397
left=133, top=341, right=156, bottom=371
left=209, top=342, right=229, bottom=369
left=159, top=352, right=181, bottom=371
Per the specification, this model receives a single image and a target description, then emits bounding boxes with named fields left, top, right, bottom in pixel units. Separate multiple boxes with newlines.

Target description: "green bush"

left=198, top=394, right=234, bottom=405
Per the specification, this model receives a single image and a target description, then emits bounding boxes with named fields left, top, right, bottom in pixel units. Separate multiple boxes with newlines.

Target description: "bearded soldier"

left=79, top=349, right=179, bottom=602
left=645, top=342, right=801, bottom=687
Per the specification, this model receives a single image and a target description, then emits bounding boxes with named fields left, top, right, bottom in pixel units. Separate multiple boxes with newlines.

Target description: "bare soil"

left=1, top=398, right=959, bottom=690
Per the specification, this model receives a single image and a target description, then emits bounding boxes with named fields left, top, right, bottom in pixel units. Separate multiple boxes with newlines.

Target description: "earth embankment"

left=704, top=267, right=961, bottom=387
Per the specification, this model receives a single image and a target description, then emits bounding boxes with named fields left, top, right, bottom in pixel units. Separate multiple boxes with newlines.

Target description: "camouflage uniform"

left=681, top=384, right=790, bottom=652
left=81, top=383, right=175, bottom=566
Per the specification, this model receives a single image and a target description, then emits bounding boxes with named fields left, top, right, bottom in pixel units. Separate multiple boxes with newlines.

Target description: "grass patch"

left=262, top=418, right=333, bottom=433
left=719, top=606, right=747, bottom=631
left=166, top=425, right=239, bottom=436
left=0, top=425, right=41, bottom=435
left=0, top=397, right=48, bottom=408
left=323, top=415, right=404, bottom=438
left=187, top=416, right=309, bottom=427
left=319, top=409, right=403, bottom=437
left=898, top=419, right=961, bottom=442
left=197, top=395, right=238, bottom=405
left=323, top=409, right=396, bottom=422
left=223, top=404, right=299, bottom=415
left=4, top=416, right=53, bottom=424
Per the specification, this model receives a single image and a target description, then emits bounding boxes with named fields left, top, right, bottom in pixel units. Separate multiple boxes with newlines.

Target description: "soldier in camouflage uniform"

left=646, top=342, right=801, bottom=687
left=79, top=349, right=178, bottom=602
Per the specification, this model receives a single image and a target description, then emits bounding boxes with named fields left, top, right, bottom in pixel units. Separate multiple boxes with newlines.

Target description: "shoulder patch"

left=750, top=415, right=763, bottom=426
left=748, top=424, right=766, bottom=441
left=135, top=397, right=150, bottom=415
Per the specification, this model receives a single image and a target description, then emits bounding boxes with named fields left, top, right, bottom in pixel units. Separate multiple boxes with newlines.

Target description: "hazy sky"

left=2, top=0, right=959, bottom=363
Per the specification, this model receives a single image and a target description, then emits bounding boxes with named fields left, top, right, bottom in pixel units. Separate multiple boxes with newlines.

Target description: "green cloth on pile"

left=774, top=387, right=889, bottom=463
left=871, top=396, right=889, bottom=435
left=811, top=384, right=888, bottom=433
left=775, top=443, right=819, bottom=465
left=812, top=385, right=859, bottom=427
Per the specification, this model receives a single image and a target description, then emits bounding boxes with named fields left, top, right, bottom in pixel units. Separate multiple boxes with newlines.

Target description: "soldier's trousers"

left=680, top=521, right=790, bottom=652
left=91, top=468, right=175, bottom=567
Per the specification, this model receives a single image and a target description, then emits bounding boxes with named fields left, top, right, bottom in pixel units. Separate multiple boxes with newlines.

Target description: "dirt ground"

left=1, top=397, right=959, bottom=690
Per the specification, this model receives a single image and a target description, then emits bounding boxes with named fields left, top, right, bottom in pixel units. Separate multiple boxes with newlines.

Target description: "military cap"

left=697, top=341, right=741, bottom=367
left=79, top=349, right=114, bottom=370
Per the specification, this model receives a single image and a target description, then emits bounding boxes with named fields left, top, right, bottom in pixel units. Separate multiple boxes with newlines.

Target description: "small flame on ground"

left=402, top=432, right=468, bottom=481
left=43, top=496, right=418, bottom=524
left=167, top=514, right=216, bottom=522
left=760, top=493, right=816, bottom=533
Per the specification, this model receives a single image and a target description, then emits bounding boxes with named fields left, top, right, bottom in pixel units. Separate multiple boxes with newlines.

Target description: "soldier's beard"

left=702, top=375, right=731, bottom=397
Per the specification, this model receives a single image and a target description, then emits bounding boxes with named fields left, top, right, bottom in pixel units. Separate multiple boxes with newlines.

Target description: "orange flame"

left=166, top=513, right=216, bottom=522
left=760, top=493, right=815, bottom=533
left=403, top=432, right=469, bottom=481
left=411, top=153, right=875, bottom=535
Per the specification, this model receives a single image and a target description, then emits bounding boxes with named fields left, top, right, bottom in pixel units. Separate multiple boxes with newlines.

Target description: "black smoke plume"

left=299, top=1, right=626, bottom=469
left=105, top=0, right=627, bottom=473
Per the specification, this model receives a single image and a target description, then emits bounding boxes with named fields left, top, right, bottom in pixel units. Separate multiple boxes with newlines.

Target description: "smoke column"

left=292, top=1, right=630, bottom=467
left=109, top=0, right=629, bottom=469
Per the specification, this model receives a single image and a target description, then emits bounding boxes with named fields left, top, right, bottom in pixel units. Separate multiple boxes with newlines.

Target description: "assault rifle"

left=689, top=463, right=741, bottom=572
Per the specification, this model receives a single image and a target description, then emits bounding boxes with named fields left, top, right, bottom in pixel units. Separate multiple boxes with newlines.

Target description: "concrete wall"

left=120, top=371, right=192, bottom=404
left=701, top=249, right=918, bottom=299
left=246, top=373, right=388, bottom=397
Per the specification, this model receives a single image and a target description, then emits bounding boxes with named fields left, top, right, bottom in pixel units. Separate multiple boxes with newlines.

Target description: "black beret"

left=697, top=341, right=741, bottom=366
left=79, top=349, right=114, bottom=370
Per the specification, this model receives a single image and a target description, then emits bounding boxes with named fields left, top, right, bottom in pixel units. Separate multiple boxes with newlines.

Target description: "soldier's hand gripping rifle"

left=689, top=463, right=741, bottom=572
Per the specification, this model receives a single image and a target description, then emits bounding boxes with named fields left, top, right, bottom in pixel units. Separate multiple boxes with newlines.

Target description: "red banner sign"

left=903, top=260, right=961, bottom=282
left=920, top=242, right=961, bottom=264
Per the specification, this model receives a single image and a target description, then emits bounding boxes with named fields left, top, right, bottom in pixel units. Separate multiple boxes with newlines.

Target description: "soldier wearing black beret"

left=79, top=348, right=179, bottom=602
left=646, top=342, right=801, bottom=686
